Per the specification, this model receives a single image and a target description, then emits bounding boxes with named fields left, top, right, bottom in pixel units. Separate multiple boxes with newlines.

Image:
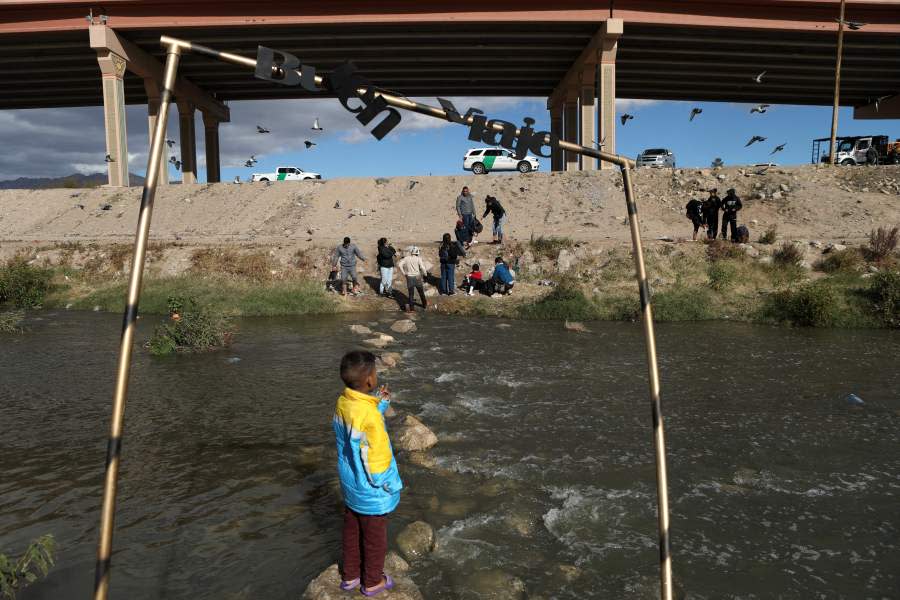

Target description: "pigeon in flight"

left=312, top=118, right=323, bottom=131
left=745, top=135, right=767, bottom=147
left=169, top=156, right=178, bottom=164
left=620, top=113, right=634, bottom=126
left=711, top=157, right=725, bottom=168
left=836, top=18, right=866, bottom=30
left=243, top=160, right=254, bottom=168
left=689, top=107, right=703, bottom=121
left=304, top=140, right=316, bottom=149
left=750, top=104, right=770, bottom=114
left=753, top=71, right=767, bottom=84
left=173, top=160, right=182, bottom=171
left=257, top=125, right=270, bottom=134
left=165, top=139, right=176, bottom=148
left=104, top=154, right=114, bottom=162
left=770, top=143, right=787, bottom=155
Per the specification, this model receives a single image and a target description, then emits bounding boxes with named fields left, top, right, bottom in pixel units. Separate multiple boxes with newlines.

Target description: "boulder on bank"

left=390, top=319, right=417, bottom=334
left=395, top=521, right=435, bottom=562
left=349, top=324, right=372, bottom=335
left=394, top=415, right=438, bottom=452
left=302, top=563, right=423, bottom=600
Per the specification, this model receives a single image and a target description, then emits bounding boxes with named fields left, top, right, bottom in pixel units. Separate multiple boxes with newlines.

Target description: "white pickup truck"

left=251, top=166, right=322, bottom=182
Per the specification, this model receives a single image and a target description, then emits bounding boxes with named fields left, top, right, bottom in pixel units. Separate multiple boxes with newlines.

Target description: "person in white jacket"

left=398, top=247, right=429, bottom=313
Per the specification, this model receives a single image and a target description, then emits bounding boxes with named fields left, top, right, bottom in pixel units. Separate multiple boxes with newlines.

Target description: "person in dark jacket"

left=482, top=195, right=507, bottom=244
left=376, top=237, right=396, bottom=297
left=438, top=232, right=466, bottom=295
left=721, top=188, right=743, bottom=242
left=702, top=189, right=722, bottom=240
left=455, top=219, right=472, bottom=248
left=455, top=186, right=478, bottom=244
left=685, top=197, right=705, bottom=241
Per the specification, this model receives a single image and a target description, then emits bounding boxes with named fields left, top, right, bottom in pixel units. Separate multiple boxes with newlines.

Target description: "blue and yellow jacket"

left=333, top=387, right=403, bottom=515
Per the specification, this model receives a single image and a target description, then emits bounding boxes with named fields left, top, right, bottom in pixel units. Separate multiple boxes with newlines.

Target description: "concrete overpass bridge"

left=2, top=0, right=899, bottom=184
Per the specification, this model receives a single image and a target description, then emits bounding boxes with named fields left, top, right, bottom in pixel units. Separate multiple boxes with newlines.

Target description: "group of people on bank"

left=329, top=186, right=515, bottom=312
left=685, top=188, right=747, bottom=242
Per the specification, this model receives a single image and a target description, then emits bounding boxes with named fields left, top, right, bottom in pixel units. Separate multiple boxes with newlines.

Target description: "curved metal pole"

left=93, top=45, right=181, bottom=600
left=828, top=0, right=846, bottom=166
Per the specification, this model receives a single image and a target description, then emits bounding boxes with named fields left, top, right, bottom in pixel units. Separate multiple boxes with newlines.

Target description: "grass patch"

left=706, top=239, right=745, bottom=262
left=867, top=269, right=900, bottom=328
left=63, top=275, right=336, bottom=317
left=707, top=261, right=737, bottom=291
left=773, top=242, right=803, bottom=268
left=147, top=297, right=232, bottom=356
left=528, top=235, right=575, bottom=261
left=0, top=259, right=54, bottom=308
left=863, top=226, right=898, bottom=263
left=518, top=279, right=600, bottom=320
left=758, top=225, right=778, bottom=245
left=816, top=248, right=863, bottom=274
left=652, top=285, right=715, bottom=321
left=0, top=309, right=25, bottom=334
left=765, top=283, right=839, bottom=327
left=190, top=248, right=278, bottom=281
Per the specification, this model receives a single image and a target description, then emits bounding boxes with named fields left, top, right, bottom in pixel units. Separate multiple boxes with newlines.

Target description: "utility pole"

left=828, top=0, right=846, bottom=165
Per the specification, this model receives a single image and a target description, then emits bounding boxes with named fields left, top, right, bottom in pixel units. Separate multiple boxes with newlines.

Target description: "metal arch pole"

left=621, top=166, right=673, bottom=600
left=93, top=44, right=181, bottom=600
left=828, top=0, right=846, bottom=166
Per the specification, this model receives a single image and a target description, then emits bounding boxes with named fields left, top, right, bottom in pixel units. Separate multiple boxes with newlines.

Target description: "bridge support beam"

left=580, top=67, right=597, bottom=170
left=564, top=88, right=579, bottom=172
left=96, top=51, right=129, bottom=187
left=144, top=80, right=168, bottom=186
left=177, top=100, right=197, bottom=184
left=598, top=20, right=621, bottom=169
left=203, top=113, right=221, bottom=183
left=549, top=100, right=563, bottom=171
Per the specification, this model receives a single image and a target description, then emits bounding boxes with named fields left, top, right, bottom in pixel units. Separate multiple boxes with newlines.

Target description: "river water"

left=1, top=312, right=898, bottom=599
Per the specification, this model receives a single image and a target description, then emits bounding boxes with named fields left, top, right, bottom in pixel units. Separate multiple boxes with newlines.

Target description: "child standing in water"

left=333, top=351, right=403, bottom=596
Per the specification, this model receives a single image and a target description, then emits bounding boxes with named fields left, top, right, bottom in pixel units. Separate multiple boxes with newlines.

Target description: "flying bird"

left=173, top=160, right=182, bottom=171
left=620, top=113, right=634, bottom=126
left=243, top=160, right=254, bottom=168
left=836, top=18, right=866, bottom=30
left=753, top=70, right=767, bottom=84
left=165, top=139, right=176, bottom=148
left=745, top=135, right=767, bottom=147
left=750, top=104, right=771, bottom=114
left=304, top=140, right=316, bottom=149
left=169, top=156, right=178, bottom=164
left=312, top=118, right=323, bottom=131
left=770, top=143, right=787, bottom=155
left=256, top=125, right=270, bottom=134
left=689, top=107, right=703, bottom=121
left=104, top=154, right=114, bottom=162
left=711, top=157, right=725, bottom=168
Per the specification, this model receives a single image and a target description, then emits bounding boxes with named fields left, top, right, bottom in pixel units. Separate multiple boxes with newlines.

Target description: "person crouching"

left=462, top=263, right=483, bottom=296
left=490, top=256, right=515, bottom=295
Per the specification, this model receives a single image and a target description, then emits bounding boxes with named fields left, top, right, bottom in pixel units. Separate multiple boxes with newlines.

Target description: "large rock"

left=390, top=319, right=417, bottom=334
left=395, top=521, right=435, bottom=562
left=394, top=415, right=438, bottom=452
left=302, top=563, right=423, bottom=600
left=349, top=324, right=372, bottom=335
left=556, top=249, right=574, bottom=272
left=739, top=244, right=759, bottom=258
left=362, top=334, right=396, bottom=349
left=461, top=570, right=526, bottom=600
left=377, top=351, right=402, bottom=370
left=563, top=320, right=589, bottom=333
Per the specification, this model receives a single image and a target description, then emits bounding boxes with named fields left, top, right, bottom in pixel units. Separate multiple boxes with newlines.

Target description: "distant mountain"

left=0, top=172, right=145, bottom=190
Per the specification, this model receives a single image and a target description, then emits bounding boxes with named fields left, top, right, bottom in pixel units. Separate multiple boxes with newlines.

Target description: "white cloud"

left=616, top=98, right=662, bottom=111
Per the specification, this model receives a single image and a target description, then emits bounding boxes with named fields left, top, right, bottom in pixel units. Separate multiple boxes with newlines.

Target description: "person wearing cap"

left=398, top=247, right=429, bottom=313
left=702, top=188, right=722, bottom=240
left=721, top=188, right=743, bottom=242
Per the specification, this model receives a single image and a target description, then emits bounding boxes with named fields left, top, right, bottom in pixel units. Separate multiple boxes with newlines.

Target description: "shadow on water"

left=2, top=312, right=898, bottom=599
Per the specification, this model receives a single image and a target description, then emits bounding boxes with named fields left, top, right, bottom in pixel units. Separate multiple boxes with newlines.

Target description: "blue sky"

left=1, top=97, right=898, bottom=181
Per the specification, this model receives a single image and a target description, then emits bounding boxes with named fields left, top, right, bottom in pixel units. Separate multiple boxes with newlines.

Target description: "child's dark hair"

left=472, top=263, right=480, bottom=271
left=340, top=350, right=376, bottom=390
left=495, top=256, right=504, bottom=264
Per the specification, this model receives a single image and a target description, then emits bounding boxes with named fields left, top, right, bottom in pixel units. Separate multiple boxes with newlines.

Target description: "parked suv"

left=463, top=148, right=540, bottom=174
left=636, top=148, right=676, bottom=169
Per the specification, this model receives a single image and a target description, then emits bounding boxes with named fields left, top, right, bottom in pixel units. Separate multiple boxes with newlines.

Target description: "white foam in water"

left=433, top=513, right=501, bottom=563
left=454, top=394, right=503, bottom=416
left=435, top=372, right=466, bottom=383
left=492, top=373, right=525, bottom=388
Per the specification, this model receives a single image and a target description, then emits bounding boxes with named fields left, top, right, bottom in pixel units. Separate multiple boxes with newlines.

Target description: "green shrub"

left=0, top=534, right=56, bottom=599
left=147, top=296, right=232, bottom=355
left=773, top=242, right=803, bottom=268
left=758, top=226, right=778, bottom=245
left=652, top=286, right=714, bottom=321
left=707, top=261, right=737, bottom=291
left=864, top=226, right=898, bottom=262
left=706, top=239, right=744, bottom=262
left=0, top=260, right=53, bottom=308
left=519, top=280, right=599, bottom=320
left=767, top=284, right=838, bottom=327
left=528, top=235, right=575, bottom=261
left=867, top=270, right=900, bottom=327
left=0, top=310, right=25, bottom=334
left=816, top=248, right=863, bottom=274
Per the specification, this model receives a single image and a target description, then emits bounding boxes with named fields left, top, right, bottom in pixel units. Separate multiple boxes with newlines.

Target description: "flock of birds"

left=239, top=117, right=324, bottom=171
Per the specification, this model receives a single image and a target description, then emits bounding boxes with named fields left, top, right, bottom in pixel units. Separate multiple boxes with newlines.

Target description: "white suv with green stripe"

left=251, top=166, right=321, bottom=182
left=464, top=148, right=539, bottom=174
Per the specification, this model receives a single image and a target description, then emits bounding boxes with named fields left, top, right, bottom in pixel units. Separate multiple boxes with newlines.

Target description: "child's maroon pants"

left=341, top=507, right=388, bottom=588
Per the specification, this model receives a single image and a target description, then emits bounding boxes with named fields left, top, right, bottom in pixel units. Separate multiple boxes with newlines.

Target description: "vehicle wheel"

left=840, top=159, right=854, bottom=166
left=259, top=177, right=269, bottom=182
left=472, top=163, right=486, bottom=175
left=517, top=161, right=532, bottom=173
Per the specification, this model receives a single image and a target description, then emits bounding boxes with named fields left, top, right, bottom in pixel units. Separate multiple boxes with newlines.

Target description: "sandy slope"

left=1, top=166, right=898, bottom=251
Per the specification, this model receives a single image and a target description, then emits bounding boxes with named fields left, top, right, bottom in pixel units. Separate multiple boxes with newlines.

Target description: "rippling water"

left=2, top=312, right=898, bottom=599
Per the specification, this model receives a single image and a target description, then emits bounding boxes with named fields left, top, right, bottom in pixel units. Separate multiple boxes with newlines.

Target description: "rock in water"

left=564, top=320, right=589, bottom=333
left=302, top=563, right=423, bottom=600
left=363, top=337, right=391, bottom=349
left=462, top=570, right=526, bottom=600
left=394, top=415, right=438, bottom=452
left=390, top=319, right=417, bottom=334
left=349, top=324, right=372, bottom=335
left=845, top=393, right=865, bottom=406
left=378, top=352, right=402, bottom=369
left=395, top=521, right=435, bottom=563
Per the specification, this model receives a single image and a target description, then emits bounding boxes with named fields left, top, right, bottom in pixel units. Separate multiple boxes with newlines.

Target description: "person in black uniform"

left=482, top=195, right=507, bottom=245
left=702, top=188, right=722, bottom=240
left=685, top=197, right=705, bottom=241
left=721, top=188, right=743, bottom=242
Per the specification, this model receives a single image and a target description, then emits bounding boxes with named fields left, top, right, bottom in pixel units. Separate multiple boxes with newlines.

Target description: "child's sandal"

left=339, top=578, right=360, bottom=591
left=360, top=574, right=395, bottom=596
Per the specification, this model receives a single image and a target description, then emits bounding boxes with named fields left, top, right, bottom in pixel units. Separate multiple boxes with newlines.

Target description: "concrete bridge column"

left=598, top=19, right=622, bottom=169
left=96, top=50, right=129, bottom=187
left=177, top=99, right=197, bottom=184
left=549, top=100, right=564, bottom=172
left=144, top=79, right=168, bottom=186
left=202, top=113, right=221, bottom=183
left=564, top=87, right=579, bottom=172
left=580, top=67, right=597, bottom=170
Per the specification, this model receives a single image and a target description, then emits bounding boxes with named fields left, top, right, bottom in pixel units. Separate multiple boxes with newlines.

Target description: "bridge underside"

left=2, top=22, right=899, bottom=109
